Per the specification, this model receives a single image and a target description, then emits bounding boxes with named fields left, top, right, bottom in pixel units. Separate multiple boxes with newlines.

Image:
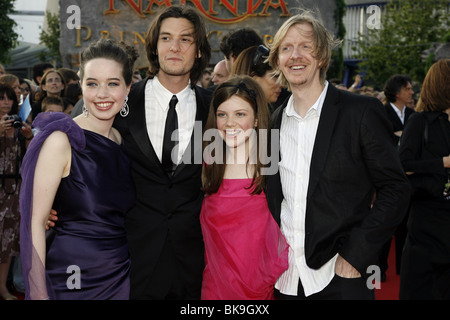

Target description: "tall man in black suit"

left=378, top=74, right=415, bottom=280
left=266, top=11, right=411, bottom=299
left=113, top=6, right=212, bottom=300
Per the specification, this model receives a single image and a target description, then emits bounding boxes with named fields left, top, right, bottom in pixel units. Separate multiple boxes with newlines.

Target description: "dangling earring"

left=82, top=105, right=89, bottom=118
left=120, top=96, right=129, bottom=117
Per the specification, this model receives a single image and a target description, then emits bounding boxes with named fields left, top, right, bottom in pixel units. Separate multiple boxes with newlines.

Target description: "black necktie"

left=162, top=95, right=178, bottom=174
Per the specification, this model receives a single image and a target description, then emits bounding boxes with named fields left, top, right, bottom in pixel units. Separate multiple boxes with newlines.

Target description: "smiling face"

left=81, top=58, right=130, bottom=122
left=157, top=17, right=200, bottom=83
left=277, top=23, right=322, bottom=90
left=216, top=95, right=257, bottom=150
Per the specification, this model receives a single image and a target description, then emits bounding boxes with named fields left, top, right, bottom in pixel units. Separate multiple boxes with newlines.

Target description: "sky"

left=10, top=0, right=47, bottom=44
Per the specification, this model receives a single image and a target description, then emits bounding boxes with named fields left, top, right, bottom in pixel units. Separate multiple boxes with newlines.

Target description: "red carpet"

left=375, top=238, right=400, bottom=300
left=6, top=238, right=401, bottom=301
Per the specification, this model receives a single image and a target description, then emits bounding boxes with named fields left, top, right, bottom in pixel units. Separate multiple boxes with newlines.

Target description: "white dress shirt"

left=390, top=102, right=406, bottom=124
left=275, top=81, right=338, bottom=297
left=144, top=76, right=196, bottom=164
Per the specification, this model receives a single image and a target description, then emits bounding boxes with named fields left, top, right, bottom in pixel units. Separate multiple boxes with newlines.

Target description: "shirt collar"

left=285, top=81, right=329, bottom=119
left=153, top=76, right=192, bottom=111
left=390, top=102, right=406, bottom=117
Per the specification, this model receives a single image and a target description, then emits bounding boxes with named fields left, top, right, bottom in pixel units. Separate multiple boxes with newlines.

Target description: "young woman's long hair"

left=202, top=75, right=271, bottom=195
left=416, top=59, right=450, bottom=112
left=230, top=45, right=272, bottom=78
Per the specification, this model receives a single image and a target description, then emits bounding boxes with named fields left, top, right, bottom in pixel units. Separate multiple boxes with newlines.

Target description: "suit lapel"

left=307, top=85, right=341, bottom=200
left=172, top=86, right=210, bottom=176
left=386, top=105, right=404, bottom=130
left=128, top=78, right=161, bottom=168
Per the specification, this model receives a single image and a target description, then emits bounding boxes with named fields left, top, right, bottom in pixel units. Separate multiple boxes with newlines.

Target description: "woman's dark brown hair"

left=79, top=38, right=133, bottom=87
left=230, top=45, right=272, bottom=78
left=0, top=84, right=19, bottom=115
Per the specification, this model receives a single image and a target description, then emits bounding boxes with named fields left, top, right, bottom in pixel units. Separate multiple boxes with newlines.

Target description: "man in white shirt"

left=113, top=5, right=212, bottom=300
left=383, top=74, right=415, bottom=144
left=266, top=10, right=411, bottom=299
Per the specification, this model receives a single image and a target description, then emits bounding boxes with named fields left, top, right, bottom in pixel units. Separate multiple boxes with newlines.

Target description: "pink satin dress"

left=200, top=178, right=289, bottom=300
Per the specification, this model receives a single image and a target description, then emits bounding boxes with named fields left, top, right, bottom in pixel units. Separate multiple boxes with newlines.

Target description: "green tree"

left=0, top=0, right=19, bottom=63
left=38, top=11, right=62, bottom=67
left=328, top=0, right=346, bottom=80
left=357, top=0, right=449, bottom=87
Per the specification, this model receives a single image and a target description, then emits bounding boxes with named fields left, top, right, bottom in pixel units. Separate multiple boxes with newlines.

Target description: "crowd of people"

left=0, top=5, right=449, bottom=301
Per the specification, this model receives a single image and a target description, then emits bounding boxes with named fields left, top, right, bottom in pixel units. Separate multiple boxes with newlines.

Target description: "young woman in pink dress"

left=200, top=75, right=288, bottom=300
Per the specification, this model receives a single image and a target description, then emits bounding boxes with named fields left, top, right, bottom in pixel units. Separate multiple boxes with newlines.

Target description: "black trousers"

left=131, top=239, right=193, bottom=300
left=379, top=213, right=408, bottom=275
left=275, top=275, right=375, bottom=300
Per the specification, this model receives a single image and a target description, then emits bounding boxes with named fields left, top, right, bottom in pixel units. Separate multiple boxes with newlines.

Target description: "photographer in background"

left=0, top=84, right=32, bottom=300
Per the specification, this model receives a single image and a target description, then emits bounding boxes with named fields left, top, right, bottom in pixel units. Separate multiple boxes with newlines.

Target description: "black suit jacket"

left=384, top=103, right=415, bottom=145
left=113, top=78, right=212, bottom=299
left=266, top=85, right=411, bottom=277
left=399, top=111, right=450, bottom=199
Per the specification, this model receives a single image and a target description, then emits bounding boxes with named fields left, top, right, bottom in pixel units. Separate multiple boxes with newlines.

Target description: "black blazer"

left=399, top=111, right=450, bottom=200
left=113, top=78, right=212, bottom=299
left=384, top=103, right=415, bottom=145
left=266, top=85, right=411, bottom=276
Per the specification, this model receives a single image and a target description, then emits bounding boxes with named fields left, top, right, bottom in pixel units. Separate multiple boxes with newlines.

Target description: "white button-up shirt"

left=144, top=76, right=196, bottom=164
left=275, top=81, right=338, bottom=297
left=390, top=102, right=406, bottom=124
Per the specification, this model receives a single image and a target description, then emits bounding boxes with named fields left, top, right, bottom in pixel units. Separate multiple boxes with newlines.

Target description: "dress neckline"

left=82, top=129, right=122, bottom=147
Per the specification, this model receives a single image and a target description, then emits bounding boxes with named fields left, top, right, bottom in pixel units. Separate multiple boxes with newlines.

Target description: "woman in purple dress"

left=20, top=39, right=135, bottom=300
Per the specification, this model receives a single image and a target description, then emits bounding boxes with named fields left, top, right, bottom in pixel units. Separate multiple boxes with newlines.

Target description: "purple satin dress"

left=20, top=113, right=135, bottom=300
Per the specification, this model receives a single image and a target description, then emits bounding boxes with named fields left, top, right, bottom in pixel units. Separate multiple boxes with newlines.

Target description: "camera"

left=6, top=115, right=23, bottom=129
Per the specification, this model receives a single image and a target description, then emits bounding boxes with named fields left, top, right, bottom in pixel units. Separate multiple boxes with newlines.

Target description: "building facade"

left=59, top=0, right=338, bottom=69
left=341, top=0, right=386, bottom=86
